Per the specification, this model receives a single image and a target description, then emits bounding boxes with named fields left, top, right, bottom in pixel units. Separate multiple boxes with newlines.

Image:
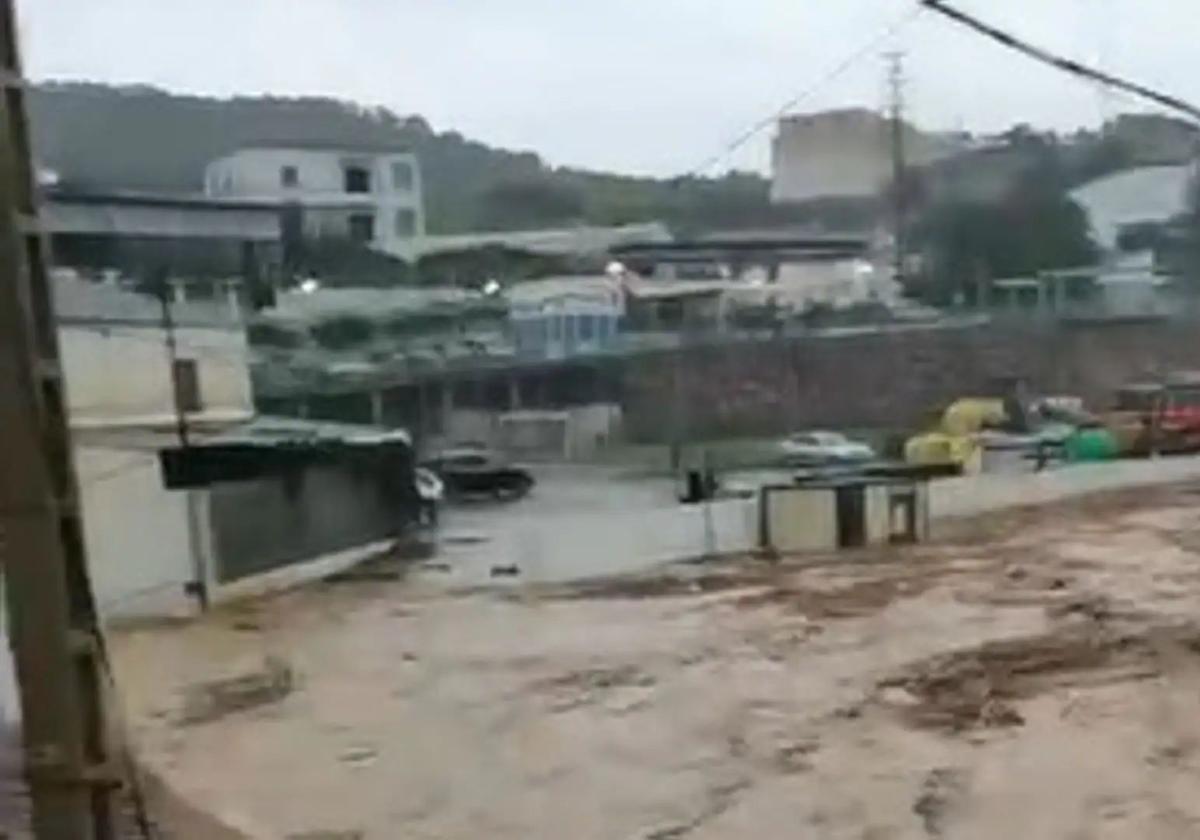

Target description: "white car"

left=779, top=431, right=875, bottom=464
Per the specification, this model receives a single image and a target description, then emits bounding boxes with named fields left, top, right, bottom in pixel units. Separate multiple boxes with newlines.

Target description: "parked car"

left=779, top=431, right=874, bottom=464
left=423, top=448, right=535, bottom=500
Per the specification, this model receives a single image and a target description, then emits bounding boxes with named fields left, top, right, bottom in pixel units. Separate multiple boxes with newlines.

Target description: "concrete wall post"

left=370, top=390, right=385, bottom=427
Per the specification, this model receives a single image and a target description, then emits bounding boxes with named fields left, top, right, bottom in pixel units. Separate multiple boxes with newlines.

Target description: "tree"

left=474, top=178, right=585, bottom=229
left=913, top=180, right=1097, bottom=305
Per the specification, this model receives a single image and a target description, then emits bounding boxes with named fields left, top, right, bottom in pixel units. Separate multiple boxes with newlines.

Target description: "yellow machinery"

left=904, top=398, right=1004, bottom=473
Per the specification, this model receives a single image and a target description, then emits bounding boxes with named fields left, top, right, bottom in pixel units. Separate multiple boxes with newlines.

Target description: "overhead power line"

left=686, top=2, right=924, bottom=177
left=921, top=0, right=1200, bottom=124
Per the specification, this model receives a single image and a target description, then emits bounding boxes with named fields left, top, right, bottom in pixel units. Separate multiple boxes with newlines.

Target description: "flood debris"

left=913, top=767, right=968, bottom=837
left=179, top=656, right=295, bottom=725
left=876, top=623, right=1200, bottom=732
left=535, top=664, right=656, bottom=712
left=339, top=745, right=378, bottom=767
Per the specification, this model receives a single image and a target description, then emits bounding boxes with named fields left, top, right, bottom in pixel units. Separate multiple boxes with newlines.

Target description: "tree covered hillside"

left=28, top=82, right=830, bottom=235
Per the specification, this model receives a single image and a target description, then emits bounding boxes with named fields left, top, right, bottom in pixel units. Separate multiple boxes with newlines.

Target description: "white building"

left=1069, top=164, right=1194, bottom=251
left=771, top=109, right=962, bottom=203
left=205, top=144, right=426, bottom=261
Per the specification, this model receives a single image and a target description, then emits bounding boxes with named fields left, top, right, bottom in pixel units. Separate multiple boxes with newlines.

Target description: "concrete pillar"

left=170, top=279, right=188, bottom=304
left=441, top=381, right=454, bottom=434
left=225, top=280, right=243, bottom=322
left=417, top=383, right=430, bottom=441
left=370, top=390, right=385, bottom=427
left=508, top=377, right=522, bottom=411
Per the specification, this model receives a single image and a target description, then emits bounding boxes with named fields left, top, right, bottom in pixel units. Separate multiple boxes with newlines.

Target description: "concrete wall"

left=488, top=498, right=759, bottom=581
left=75, top=446, right=198, bottom=618
left=207, top=463, right=413, bottom=583
left=930, top=455, right=1200, bottom=522
left=762, top=487, right=838, bottom=552
left=739, top=258, right=894, bottom=310
left=61, top=323, right=253, bottom=429
left=438, top=404, right=622, bottom=460
left=621, top=319, right=1200, bottom=442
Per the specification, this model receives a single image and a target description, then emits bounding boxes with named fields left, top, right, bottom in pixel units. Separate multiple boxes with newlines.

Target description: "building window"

left=343, top=164, right=372, bottom=194
left=579, top=313, right=595, bottom=341
left=394, top=208, right=417, bottom=238
left=391, top=161, right=414, bottom=191
left=280, top=165, right=299, bottom=188
left=173, top=359, right=202, bottom=413
left=348, top=213, right=375, bottom=243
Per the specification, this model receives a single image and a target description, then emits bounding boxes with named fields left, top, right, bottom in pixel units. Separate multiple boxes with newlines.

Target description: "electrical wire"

left=685, top=1, right=925, bottom=177
left=920, top=0, right=1200, bottom=125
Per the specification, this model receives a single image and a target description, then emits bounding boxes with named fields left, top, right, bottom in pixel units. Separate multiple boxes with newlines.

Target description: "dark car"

left=423, top=448, right=535, bottom=500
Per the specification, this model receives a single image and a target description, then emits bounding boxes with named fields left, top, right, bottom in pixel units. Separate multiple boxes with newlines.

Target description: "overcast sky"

left=16, top=0, right=1195, bottom=176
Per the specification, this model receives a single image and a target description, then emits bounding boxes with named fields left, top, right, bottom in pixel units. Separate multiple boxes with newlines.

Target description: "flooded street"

left=112, top=484, right=1200, bottom=838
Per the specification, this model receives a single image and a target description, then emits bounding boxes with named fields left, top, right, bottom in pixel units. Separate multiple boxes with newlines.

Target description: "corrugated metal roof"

left=210, top=415, right=411, bottom=447
left=417, top=222, right=671, bottom=259
left=43, top=193, right=282, bottom=242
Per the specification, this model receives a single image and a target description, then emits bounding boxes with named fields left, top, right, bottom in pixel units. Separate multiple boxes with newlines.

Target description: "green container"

left=1065, top=428, right=1119, bottom=462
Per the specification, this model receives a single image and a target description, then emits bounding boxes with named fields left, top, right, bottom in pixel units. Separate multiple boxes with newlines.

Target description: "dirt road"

left=114, top=485, right=1200, bottom=838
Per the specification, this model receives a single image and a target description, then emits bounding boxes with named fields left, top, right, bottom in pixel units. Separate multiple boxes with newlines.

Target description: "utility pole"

left=885, top=50, right=907, bottom=288
left=0, top=2, right=120, bottom=836
left=156, top=280, right=210, bottom=610
left=158, top=279, right=191, bottom=446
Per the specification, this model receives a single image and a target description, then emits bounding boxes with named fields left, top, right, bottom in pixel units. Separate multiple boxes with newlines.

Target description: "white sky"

left=15, top=0, right=1195, bottom=176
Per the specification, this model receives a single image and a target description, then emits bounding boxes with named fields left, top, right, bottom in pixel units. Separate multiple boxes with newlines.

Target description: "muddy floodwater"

left=113, top=485, right=1200, bottom=838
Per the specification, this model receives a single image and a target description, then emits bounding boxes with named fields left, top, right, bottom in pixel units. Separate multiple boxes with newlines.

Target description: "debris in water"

left=180, top=656, right=295, bottom=725
left=339, top=745, right=378, bottom=766
left=913, top=767, right=967, bottom=837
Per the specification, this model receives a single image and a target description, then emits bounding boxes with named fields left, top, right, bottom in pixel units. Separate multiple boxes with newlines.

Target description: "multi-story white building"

left=771, top=109, right=962, bottom=203
left=205, top=144, right=426, bottom=261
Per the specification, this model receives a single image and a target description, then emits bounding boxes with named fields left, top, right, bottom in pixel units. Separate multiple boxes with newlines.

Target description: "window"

left=391, top=161, right=414, bottom=191
left=280, top=165, right=299, bottom=187
left=394, top=208, right=416, bottom=238
left=343, top=164, right=371, bottom=194
left=579, top=313, right=595, bottom=341
left=173, top=359, right=202, bottom=413
left=348, top=213, right=375, bottom=243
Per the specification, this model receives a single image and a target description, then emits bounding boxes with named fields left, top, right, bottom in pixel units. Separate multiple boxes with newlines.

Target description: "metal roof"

left=43, top=190, right=282, bottom=242
left=222, top=140, right=414, bottom=155
left=417, top=222, right=672, bottom=259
